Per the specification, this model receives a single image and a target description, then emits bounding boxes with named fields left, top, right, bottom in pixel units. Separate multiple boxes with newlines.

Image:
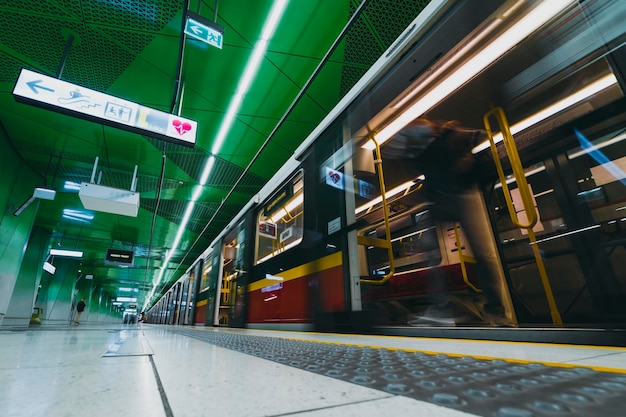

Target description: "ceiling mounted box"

left=79, top=183, right=139, bottom=217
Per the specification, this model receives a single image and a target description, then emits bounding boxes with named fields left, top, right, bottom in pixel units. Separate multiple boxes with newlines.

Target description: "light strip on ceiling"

left=210, top=0, right=288, bottom=157
left=529, top=224, right=600, bottom=245
left=144, top=1, right=289, bottom=310
left=355, top=180, right=418, bottom=215
left=472, top=73, right=619, bottom=154
left=568, top=131, right=626, bottom=159
left=50, top=249, right=83, bottom=258
left=270, top=193, right=303, bottom=222
left=146, top=201, right=195, bottom=304
left=494, top=165, right=546, bottom=189
left=364, top=0, right=575, bottom=150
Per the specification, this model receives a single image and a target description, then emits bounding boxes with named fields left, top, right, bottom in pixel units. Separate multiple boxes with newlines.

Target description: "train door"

left=487, top=125, right=626, bottom=326
left=179, top=275, right=190, bottom=325
left=201, top=249, right=220, bottom=326
left=216, top=218, right=251, bottom=327
left=346, top=146, right=500, bottom=326
left=185, top=262, right=201, bottom=326
left=173, top=283, right=182, bottom=324
left=165, top=291, right=173, bottom=324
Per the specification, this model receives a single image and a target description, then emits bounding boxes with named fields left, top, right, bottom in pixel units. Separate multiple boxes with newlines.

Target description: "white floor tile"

left=146, top=329, right=394, bottom=416
left=289, top=396, right=479, bottom=417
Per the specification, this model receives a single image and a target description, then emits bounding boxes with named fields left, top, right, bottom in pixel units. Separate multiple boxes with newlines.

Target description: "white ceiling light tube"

left=210, top=0, right=288, bottom=156
left=355, top=180, right=418, bottom=215
left=49, top=249, right=83, bottom=258
left=145, top=2, right=289, bottom=311
left=365, top=0, right=576, bottom=150
left=472, top=73, right=619, bottom=153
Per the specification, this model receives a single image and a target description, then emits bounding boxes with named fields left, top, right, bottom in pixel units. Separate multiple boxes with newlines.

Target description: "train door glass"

left=565, top=129, right=626, bottom=319
left=489, top=129, right=626, bottom=324
left=363, top=208, right=442, bottom=276
left=197, top=253, right=218, bottom=325
left=180, top=276, right=190, bottom=325
left=220, top=221, right=249, bottom=327
left=184, top=270, right=195, bottom=325
left=254, top=171, right=304, bottom=265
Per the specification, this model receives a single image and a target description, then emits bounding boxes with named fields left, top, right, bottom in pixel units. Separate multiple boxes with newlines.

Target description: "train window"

left=567, top=128, right=626, bottom=225
left=200, top=254, right=212, bottom=293
left=365, top=209, right=442, bottom=275
left=255, top=171, right=304, bottom=264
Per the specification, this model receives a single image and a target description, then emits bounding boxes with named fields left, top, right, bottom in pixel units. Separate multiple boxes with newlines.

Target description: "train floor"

left=1, top=324, right=625, bottom=417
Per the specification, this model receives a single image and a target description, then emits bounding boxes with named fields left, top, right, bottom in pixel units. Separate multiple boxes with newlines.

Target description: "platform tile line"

left=166, top=329, right=626, bottom=417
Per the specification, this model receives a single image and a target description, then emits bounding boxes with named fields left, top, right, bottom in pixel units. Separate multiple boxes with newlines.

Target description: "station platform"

left=1, top=324, right=625, bottom=417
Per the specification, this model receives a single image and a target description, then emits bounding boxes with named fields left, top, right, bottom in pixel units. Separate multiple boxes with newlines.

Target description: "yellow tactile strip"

left=170, top=329, right=626, bottom=417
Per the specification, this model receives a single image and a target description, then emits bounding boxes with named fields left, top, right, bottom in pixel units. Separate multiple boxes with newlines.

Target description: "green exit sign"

left=185, top=11, right=224, bottom=49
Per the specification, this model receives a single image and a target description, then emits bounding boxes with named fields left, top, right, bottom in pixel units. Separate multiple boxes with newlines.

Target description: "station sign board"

left=12, top=68, right=197, bottom=147
left=105, top=248, right=135, bottom=266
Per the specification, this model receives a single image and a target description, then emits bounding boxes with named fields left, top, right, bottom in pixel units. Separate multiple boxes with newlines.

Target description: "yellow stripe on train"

left=248, top=251, right=342, bottom=293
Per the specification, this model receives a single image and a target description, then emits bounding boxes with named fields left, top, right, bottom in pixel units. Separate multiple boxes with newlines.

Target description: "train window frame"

left=254, top=170, right=304, bottom=265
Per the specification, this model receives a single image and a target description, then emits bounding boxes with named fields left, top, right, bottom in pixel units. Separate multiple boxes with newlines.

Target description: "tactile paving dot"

left=170, top=329, right=625, bottom=417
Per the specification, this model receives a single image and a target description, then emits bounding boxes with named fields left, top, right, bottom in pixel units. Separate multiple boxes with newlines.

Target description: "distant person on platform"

left=381, top=118, right=514, bottom=327
left=75, top=297, right=86, bottom=325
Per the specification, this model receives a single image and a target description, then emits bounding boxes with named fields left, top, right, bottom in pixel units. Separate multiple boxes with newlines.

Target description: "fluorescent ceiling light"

left=63, top=181, right=81, bottom=191
left=365, top=0, right=576, bottom=150
left=13, top=196, right=36, bottom=216
left=210, top=0, right=288, bottom=156
left=568, top=131, right=626, bottom=159
left=355, top=180, right=419, bottom=215
left=270, top=193, right=303, bottom=222
left=390, top=19, right=501, bottom=111
left=50, top=249, right=83, bottom=258
left=529, top=224, right=600, bottom=245
left=472, top=73, right=619, bottom=153
left=390, top=226, right=435, bottom=243
left=494, top=165, right=546, bottom=189
left=63, top=208, right=94, bottom=222
left=14, top=187, right=56, bottom=216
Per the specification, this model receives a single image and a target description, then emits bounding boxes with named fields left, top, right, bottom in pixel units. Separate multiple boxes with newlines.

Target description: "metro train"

left=147, top=0, right=626, bottom=340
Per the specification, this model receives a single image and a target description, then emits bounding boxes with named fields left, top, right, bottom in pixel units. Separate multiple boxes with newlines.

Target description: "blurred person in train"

left=74, top=297, right=86, bottom=325
left=381, top=118, right=514, bottom=327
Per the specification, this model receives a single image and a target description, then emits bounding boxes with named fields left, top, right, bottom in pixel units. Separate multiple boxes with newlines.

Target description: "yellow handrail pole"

left=527, top=227, right=563, bottom=326
left=483, top=108, right=537, bottom=229
left=452, top=224, right=481, bottom=293
left=483, top=107, right=563, bottom=326
left=360, top=135, right=395, bottom=285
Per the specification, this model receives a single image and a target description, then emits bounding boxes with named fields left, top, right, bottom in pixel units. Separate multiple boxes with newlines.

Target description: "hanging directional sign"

left=185, top=11, right=224, bottom=49
left=12, top=68, right=197, bottom=147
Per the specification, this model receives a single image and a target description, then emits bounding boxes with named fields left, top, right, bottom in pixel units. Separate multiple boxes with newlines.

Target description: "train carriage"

left=148, top=0, right=626, bottom=336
